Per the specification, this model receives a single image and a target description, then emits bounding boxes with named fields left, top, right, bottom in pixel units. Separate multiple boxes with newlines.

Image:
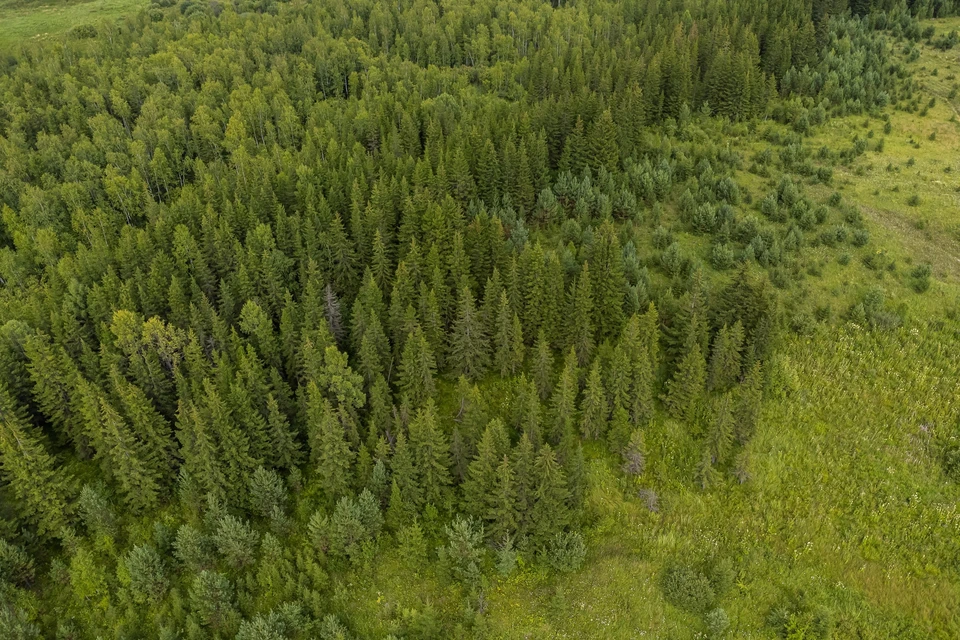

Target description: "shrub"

left=907, top=194, right=921, bottom=206
left=706, top=607, right=731, bottom=638
left=910, top=263, right=931, bottom=293
left=661, top=564, right=715, bottom=614
left=710, top=243, right=736, bottom=271
left=546, top=531, right=587, bottom=573
left=851, top=229, right=870, bottom=247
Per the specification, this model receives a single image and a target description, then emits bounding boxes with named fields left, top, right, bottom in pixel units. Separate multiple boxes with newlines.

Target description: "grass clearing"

left=0, top=0, right=144, bottom=48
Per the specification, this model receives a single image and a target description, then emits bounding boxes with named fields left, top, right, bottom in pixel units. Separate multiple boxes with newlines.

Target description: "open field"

left=0, top=0, right=143, bottom=48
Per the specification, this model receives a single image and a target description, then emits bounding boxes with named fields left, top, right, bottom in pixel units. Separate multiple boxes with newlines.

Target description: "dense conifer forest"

left=0, top=0, right=959, bottom=636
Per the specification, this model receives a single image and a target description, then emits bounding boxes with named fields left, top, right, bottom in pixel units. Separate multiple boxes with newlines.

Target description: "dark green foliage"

left=123, top=544, right=168, bottom=604
left=0, top=540, right=34, bottom=588
left=661, top=564, right=716, bottom=614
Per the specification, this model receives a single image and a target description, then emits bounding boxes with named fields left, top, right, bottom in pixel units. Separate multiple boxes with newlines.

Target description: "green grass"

left=0, top=0, right=144, bottom=48
left=482, top=324, right=960, bottom=638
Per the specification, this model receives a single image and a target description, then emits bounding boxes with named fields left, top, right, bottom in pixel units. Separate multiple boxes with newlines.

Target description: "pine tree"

left=569, top=263, right=595, bottom=367
left=397, top=325, right=437, bottom=407
left=408, top=401, right=452, bottom=509
left=0, top=386, right=72, bottom=538
left=579, top=358, right=609, bottom=440
left=709, top=321, right=745, bottom=392
left=448, top=284, right=488, bottom=380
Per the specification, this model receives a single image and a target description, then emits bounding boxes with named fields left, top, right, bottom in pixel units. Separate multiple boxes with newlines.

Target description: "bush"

left=705, top=607, right=731, bottom=638
left=851, top=229, right=870, bottom=247
left=661, top=564, right=715, bottom=614
left=545, top=531, right=587, bottom=573
left=910, top=263, right=932, bottom=293
left=710, top=243, right=736, bottom=271
left=907, top=194, right=921, bottom=206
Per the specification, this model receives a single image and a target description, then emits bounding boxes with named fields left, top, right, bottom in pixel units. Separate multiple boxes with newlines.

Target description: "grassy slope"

left=0, top=0, right=143, bottom=48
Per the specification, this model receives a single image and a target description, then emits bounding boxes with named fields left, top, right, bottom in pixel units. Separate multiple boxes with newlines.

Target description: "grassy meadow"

left=0, top=0, right=143, bottom=48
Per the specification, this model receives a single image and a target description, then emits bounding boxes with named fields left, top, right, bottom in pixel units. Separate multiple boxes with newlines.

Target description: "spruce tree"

left=305, top=383, right=354, bottom=502
left=591, top=220, right=626, bottom=339
left=487, top=455, right=518, bottom=544
left=462, top=418, right=510, bottom=519
left=494, top=292, right=524, bottom=376
left=389, top=431, right=419, bottom=518
left=549, top=348, right=579, bottom=445
left=511, top=432, right=536, bottom=538
left=99, top=396, right=162, bottom=511
left=709, top=321, right=745, bottom=392
left=397, top=325, right=437, bottom=407
left=532, top=330, right=554, bottom=401
left=449, top=284, right=489, bottom=381
left=0, top=386, right=72, bottom=538
left=569, top=263, right=595, bottom=367
left=579, top=358, right=609, bottom=440
left=530, top=444, right=570, bottom=548
left=408, top=401, right=452, bottom=509
left=176, top=400, right=227, bottom=502
left=663, top=340, right=707, bottom=425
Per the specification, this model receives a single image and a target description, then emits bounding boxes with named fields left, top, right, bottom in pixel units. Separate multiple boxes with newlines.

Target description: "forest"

left=0, top=0, right=959, bottom=636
